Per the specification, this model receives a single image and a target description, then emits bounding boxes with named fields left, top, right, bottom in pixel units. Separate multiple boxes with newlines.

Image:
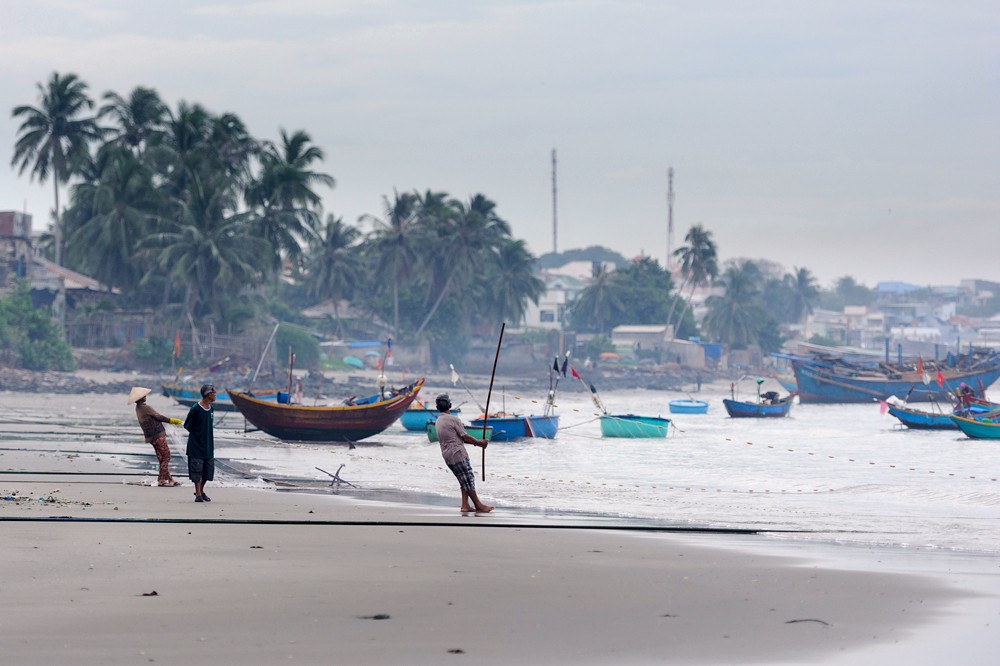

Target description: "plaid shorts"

left=447, top=458, right=476, bottom=491
left=188, top=457, right=215, bottom=483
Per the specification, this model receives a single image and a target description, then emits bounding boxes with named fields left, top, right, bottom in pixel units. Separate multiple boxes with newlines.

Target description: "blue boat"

left=469, top=414, right=559, bottom=441
left=162, top=384, right=279, bottom=412
left=399, top=407, right=459, bottom=432
left=886, top=404, right=957, bottom=430
left=950, top=413, right=1000, bottom=440
left=777, top=351, right=1000, bottom=404
left=723, top=394, right=794, bottom=418
left=600, top=414, right=670, bottom=438
left=668, top=399, right=708, bottom=415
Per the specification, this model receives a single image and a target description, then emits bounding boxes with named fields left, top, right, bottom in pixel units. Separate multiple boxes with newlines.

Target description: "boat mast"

left=551, top=148, right=558, bottom=254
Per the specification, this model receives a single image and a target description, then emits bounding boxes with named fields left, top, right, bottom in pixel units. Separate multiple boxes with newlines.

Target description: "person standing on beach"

left=128, top=387, right=183, bottom=487
left=183, top=384, right=216, bottom=503
left=434, top=393, right=493, bottom=513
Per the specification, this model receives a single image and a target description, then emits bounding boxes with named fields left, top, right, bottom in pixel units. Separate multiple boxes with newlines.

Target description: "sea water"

left=2, top=385, right=998, bottom=556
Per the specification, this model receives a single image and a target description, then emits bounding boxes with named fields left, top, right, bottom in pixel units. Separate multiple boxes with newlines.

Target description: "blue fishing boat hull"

left=789, top=358, right=1000, bottom=404
left=399, top=408, right=459, bottom=432
left=425, top=422, right=492, bottom=442
left=723, top=397, right=793, bottom=418
left=600, top=414, right=670, bottom=438
left=950, top=414, right=1000, bottom=439
left=469, top=415, right=559, bottom=441
left=162, top=385, right=279, bottom=412
left=886, top=405, right=957, bottom=430
left=668, top=399, right=708, bottom=414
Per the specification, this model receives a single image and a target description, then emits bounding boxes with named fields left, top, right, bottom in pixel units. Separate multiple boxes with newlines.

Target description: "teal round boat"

left=599, top=414, right=670, bottom=438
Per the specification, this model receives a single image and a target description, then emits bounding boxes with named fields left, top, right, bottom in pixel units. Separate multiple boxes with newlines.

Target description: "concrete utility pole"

left=666, top=167, right=675, bottom=270
left=551, top=148, right=558, bottom=254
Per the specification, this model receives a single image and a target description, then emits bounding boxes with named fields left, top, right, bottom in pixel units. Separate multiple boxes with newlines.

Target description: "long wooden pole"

left=481, top=322, right=505, bottom=481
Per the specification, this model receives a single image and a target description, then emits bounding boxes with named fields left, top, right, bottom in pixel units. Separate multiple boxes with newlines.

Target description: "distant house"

left=523, top=273, right=589, bottom=330
left=0, top=211, right=32, bottom=292
left=611, top=324, right=674, bottom=351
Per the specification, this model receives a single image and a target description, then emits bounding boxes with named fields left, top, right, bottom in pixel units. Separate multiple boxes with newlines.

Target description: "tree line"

left=10, top=72, right=544, bottom=362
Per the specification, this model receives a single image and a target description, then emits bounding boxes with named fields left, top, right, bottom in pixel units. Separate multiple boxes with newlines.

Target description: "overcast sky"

left=3, top=0, right=998, bottom=288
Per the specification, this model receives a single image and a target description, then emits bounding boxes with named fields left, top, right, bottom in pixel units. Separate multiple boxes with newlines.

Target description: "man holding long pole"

left=434, top=393, right=493, bottom=513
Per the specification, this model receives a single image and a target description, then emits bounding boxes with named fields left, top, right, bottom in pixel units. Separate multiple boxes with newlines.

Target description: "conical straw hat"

left=128, top=386, right=152, bottom=405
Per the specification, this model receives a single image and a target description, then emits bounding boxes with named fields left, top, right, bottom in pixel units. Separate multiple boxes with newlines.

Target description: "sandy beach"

left=1, top=390, right=998, bottom=665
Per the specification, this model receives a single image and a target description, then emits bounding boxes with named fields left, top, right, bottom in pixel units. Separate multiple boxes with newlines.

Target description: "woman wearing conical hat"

left=128, top=386, right=183, bottom=487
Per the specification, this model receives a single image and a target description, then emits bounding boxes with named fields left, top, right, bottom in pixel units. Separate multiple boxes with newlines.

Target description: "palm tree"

left=701, top=261, right=765, bottom=348
left=99, top=86, right=168, bottom=155
left=248, top=128, right=334, bottom=274
left=571, top=264, right=624, bottom=334
left=482, top=239, right=545, bottom=326
left=786, top=267, right=820, bottom=323
left=306, top=214, right=362, bottom=335
left=667, top=224, right=718, bottom=336
left=151, top=169, right=270, bottom=323
left=361, top=189, right=420, bottom=336
left=11, top=72, right=103, bottom=281
left=415, top=193, right=511, bottom=336
left=64, top=144, right=159, bottom=291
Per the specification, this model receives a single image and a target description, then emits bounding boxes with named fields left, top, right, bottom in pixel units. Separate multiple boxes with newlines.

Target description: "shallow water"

left=2, top=385, right=998, bottom=555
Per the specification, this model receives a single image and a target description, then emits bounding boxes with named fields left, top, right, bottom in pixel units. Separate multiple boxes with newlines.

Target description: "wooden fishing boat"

left=400, top=406, right=459, bottom=432
left=776, top=349, right=1000, bottom=404
left=469, top=414, right=559, bottom=441
left=886, top=404, right=958, bottom=430
left=886, top=398, right=998, bottom=430
left=227, top=379, right=424, bottom=442
left=161, top=384, right=279, bottom=412
left=723, top=394, right=794, bottom=418
left=668, top=399, right=708, bottom=415
left=425, top=422, right=493, bottom=442
left=950, top=413, right=1000, bottom=440
left=599, top=414, right=670, bottom=438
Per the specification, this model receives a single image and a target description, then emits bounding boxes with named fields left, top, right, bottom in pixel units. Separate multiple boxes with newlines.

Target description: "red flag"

left=173, top=331, right=181, bottom=358
left=936, top=370, right=945, bottom=387
left=571, top=366, right=582, bottom=380
left=917, top=357, right=924, bottom=375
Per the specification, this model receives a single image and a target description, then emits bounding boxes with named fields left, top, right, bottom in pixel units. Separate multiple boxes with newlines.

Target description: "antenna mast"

left=666, top=167, right=675, bottom=269
left=551, top=148, right=558, bottom=254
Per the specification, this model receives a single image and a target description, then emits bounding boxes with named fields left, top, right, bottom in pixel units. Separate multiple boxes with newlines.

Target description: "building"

left=0, top=211, right=32, bottom=291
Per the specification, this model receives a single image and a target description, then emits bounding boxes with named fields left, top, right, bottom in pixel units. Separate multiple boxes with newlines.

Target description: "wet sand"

left=1, top=391, right=997, bottom=664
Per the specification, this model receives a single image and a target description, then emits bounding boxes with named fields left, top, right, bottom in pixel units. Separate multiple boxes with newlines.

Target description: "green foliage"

left=274, top=324, right=320, bottom=370
left=570, top=257, right=676, bottom=333
left=0, top=283, right=75, bottom=371
left=132, top=336, right=173, bottom=367
left=583, top=335, right=615, bottom=360
left=817, top=276, right=875, bottom=311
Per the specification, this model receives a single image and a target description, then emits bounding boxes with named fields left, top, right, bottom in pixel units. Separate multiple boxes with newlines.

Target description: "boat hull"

left=227, top=379, right=424, bottom=442
left=790, top=359, right=1000, bottom=404
left=668, top=400, right=708, bottom=415
left=723, top=397, right=793, bottom=418
left=600, top=414, right=670, bottom=438
left=425, top=423, right=493, bottom=442
left=886, top=405, right=957, bottom=430
left=950, top=414, right=1000, bottom=439
left=161, top=385, right=278, bottom=412
left=469, top=415, right=559, bottom=441
left=400, top=408, right=459, bottom=432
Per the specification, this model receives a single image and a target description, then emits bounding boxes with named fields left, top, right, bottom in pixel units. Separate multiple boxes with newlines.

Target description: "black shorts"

left=188, top=457, right=215, bottom=483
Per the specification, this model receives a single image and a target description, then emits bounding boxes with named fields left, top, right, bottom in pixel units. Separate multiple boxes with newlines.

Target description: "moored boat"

left=950, top=413, right=1000, bottom=440
left=723, top=393, right=794, bottom=418
left=599, top=414, right=670, bottom=438
left=886, top=404, right=957, bottom=430
left=469, top=414, right=559, bottom=441
left=227, top=379, right=424, bottom=442
left=400, top=406, right=459, bottom=432
left=668, top=399, right=708, bottom=415
left=161, top=384, right=279, bottom=412
left=425, top=422, right=493, bottom=442
left=777, top=348, right=1000, bottom=404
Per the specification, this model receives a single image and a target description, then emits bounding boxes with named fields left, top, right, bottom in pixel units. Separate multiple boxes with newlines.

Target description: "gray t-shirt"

left=436, top=413, right=469, bottom=466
